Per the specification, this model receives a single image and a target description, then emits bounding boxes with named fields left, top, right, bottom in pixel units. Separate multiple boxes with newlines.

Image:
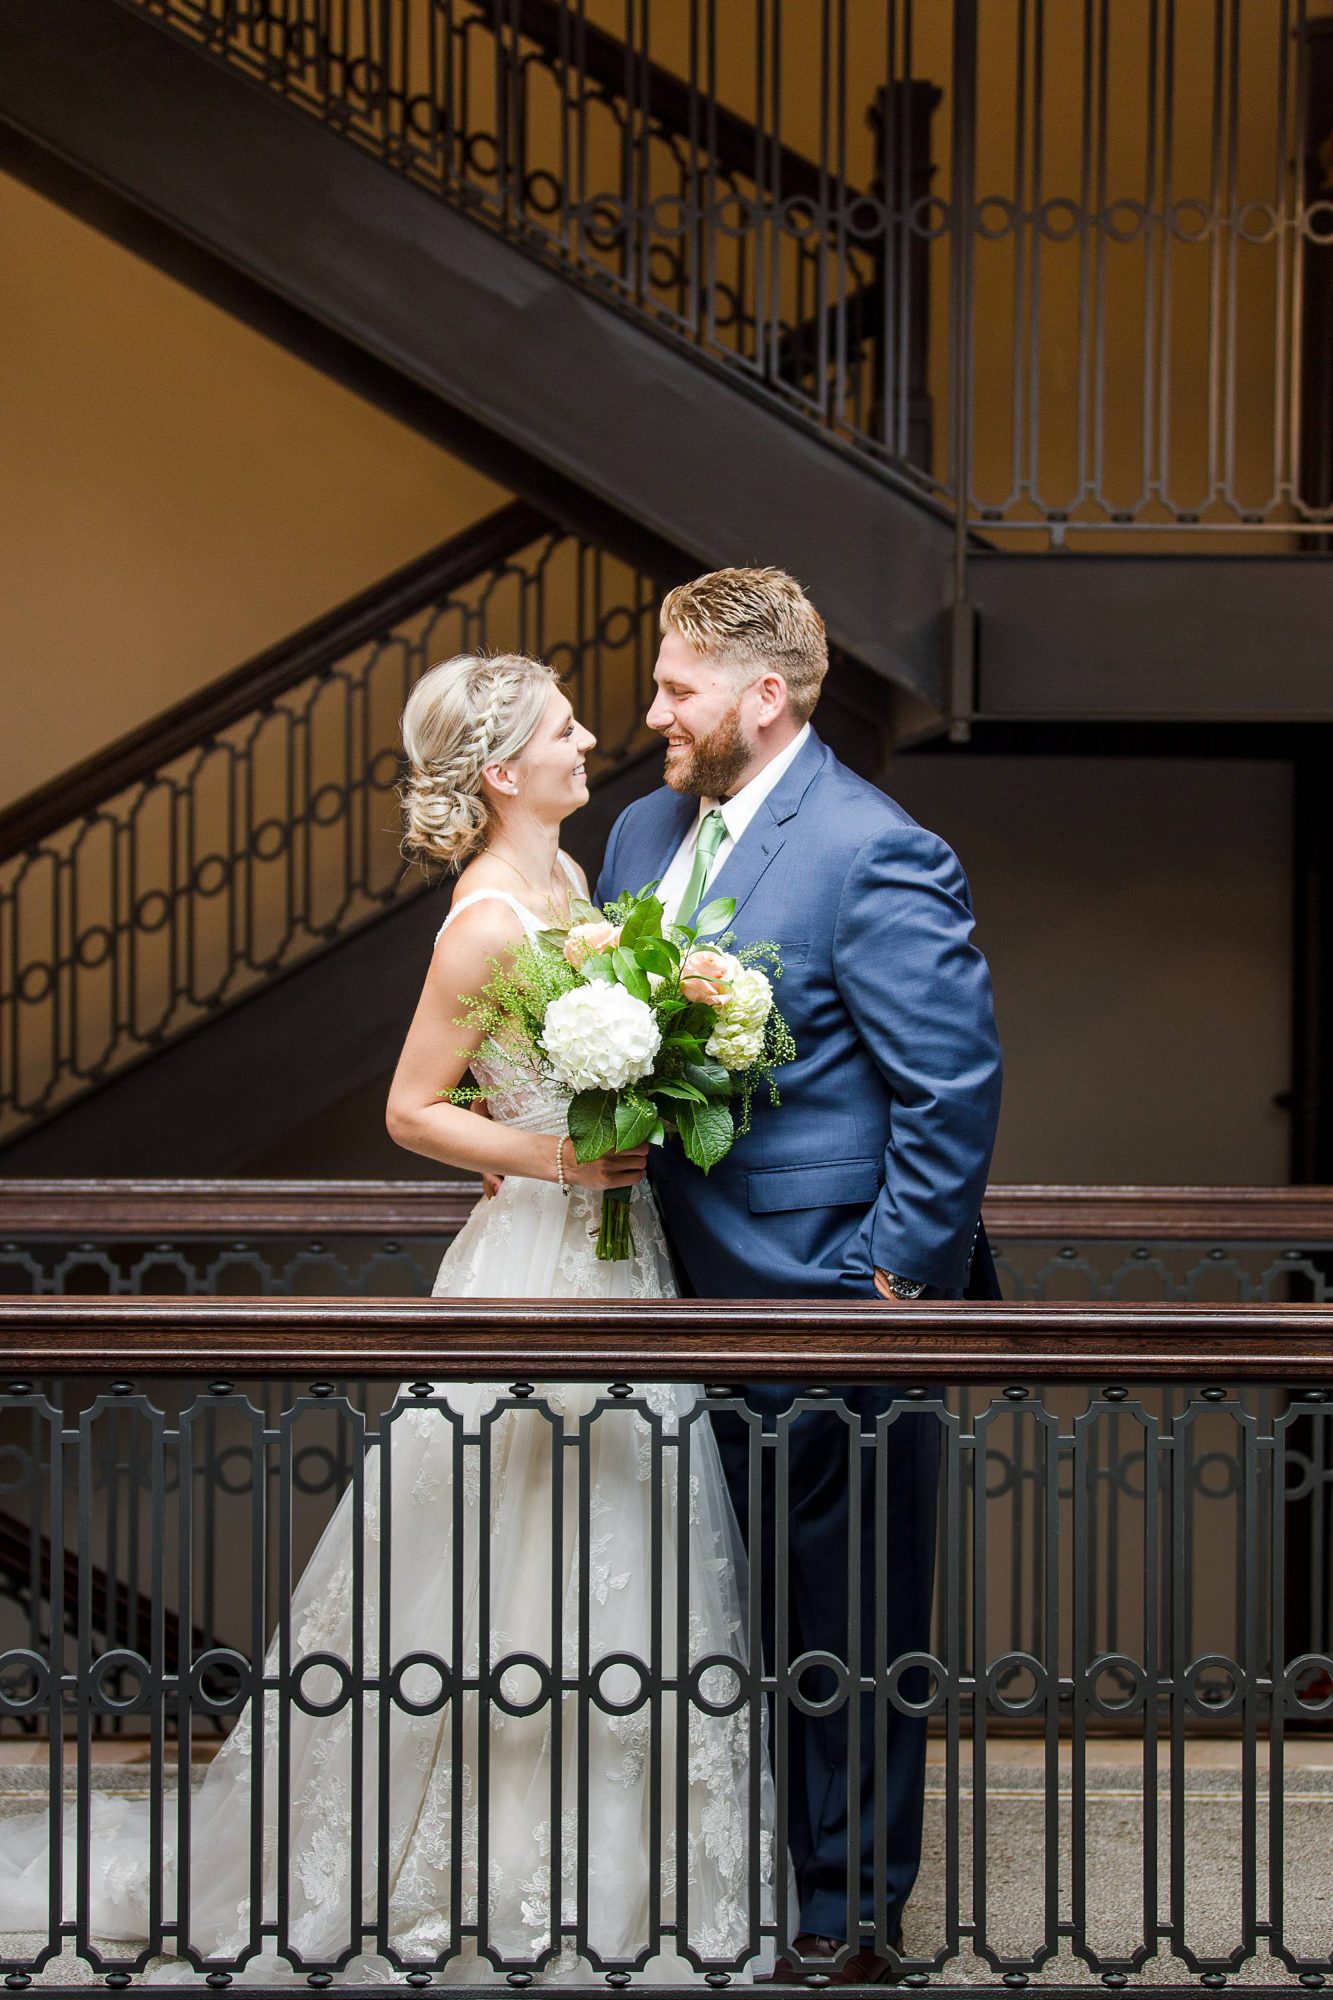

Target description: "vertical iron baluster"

left=548, top=1401, right=564, bottom=1970
left=772, top=1410, right=792, bottom=1962
left=646, top=1399, right=663, bottom=1968
left=971, top=1395, right=989, bottom=1963
left=576, top=1403, right=593, bottom=1969
left=940, top=1396, right=963, bottom=1971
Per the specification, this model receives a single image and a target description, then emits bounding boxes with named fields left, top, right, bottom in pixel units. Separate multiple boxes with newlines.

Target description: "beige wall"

left=0, top=172, right=505, bottom=806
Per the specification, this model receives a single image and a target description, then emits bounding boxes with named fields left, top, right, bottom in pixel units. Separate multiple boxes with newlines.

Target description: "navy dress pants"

left=708, top=1229, right=999, bottom=1944
left=711, top=1388, right=941, bottom=1944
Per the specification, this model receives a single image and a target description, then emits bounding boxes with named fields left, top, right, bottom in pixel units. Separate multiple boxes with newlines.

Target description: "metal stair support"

left=0, top=0, right=958, bottom=714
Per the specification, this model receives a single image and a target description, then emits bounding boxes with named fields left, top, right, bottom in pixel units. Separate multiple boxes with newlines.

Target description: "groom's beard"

left=660, top=701, right=753, bottom=799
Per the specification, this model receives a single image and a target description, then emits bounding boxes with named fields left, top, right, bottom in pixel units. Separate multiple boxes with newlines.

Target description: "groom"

left=596, top=567, right=1002, bottom=1981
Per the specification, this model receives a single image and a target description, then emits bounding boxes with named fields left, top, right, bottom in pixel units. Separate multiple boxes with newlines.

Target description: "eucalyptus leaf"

left=568, top=1089, right=617, bottom=1162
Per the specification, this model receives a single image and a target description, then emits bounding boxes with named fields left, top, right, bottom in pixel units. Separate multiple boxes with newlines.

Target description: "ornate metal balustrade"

left=0, top=507, right=663, bottom=1147
left=0, top=1299, right=1331, bottom=1990
left=2, top=1181, right=1329, bottom=1301
left=2, top=1185, right=1330, bottom=1717
left=115, top=0, right=1333, bottom=544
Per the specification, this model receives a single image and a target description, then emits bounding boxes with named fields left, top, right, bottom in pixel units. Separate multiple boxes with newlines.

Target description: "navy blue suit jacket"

left=595, top=731, right=1002, bottom=1299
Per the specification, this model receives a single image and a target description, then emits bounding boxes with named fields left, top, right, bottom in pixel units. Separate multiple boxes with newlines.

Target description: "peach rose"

left=563, top=920, right=621, bottom=968
left=679, top=948, right=734, bottom=1008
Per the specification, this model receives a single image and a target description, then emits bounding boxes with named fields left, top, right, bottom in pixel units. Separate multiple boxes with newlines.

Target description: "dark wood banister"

left=0, top=500, right=553, bottom=859
left=2, top=1181, right=1332, bottom=1241
left=2, top=1295, right=1331, bottom=1382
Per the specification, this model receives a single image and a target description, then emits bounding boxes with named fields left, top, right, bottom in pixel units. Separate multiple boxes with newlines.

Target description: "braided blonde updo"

left=399, top=652, right=559, bottom=869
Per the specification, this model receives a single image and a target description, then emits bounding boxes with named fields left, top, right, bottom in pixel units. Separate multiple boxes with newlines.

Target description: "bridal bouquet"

left=453, top=887, right=795, bottom=1259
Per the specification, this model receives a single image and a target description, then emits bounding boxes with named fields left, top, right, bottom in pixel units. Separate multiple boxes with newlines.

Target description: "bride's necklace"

left=490, top=848, right=570, bottom=922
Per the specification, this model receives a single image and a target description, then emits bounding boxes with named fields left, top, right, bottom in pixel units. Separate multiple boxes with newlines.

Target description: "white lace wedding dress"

left=0, top=884, right=777, bottom=1984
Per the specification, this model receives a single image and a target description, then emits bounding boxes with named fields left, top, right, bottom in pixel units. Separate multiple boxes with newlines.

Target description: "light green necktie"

left=676, top=808, right=728, bottom=925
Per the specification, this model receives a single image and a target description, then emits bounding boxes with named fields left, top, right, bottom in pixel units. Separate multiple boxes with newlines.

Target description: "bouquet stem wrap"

left=596, top=1185, right=635, bottom=1262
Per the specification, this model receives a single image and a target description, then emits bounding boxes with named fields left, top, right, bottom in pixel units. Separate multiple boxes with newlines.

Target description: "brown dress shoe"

left=768, top=1933, right=903, bottom=1985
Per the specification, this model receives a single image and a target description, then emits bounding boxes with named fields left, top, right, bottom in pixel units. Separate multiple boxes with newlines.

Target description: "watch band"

left=883, top=1271, right=926, bottom=1300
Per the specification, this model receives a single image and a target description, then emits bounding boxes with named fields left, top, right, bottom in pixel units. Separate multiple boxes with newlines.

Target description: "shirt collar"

left=699, top=722, right=811, bottom=843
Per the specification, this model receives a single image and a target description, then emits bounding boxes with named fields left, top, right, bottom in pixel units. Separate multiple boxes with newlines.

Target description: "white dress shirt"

left=657, top=723, right=811, bottom=922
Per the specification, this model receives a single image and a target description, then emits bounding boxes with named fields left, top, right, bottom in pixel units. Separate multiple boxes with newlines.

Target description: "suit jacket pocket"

left=746, top=1157, right=880, bottom=1214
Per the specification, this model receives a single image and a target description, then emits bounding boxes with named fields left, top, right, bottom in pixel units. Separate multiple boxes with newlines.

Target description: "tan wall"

left=0, top=172, right=505, bottom=806
left=886, top=753, right=1292, bottom=1186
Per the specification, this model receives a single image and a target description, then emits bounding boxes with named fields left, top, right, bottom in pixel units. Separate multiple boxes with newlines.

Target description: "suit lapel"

left=620, top=787, right=696, bottom=897
left=705, top=730, right=829, bottom=931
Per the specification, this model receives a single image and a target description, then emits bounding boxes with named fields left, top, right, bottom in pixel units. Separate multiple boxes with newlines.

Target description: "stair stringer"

left=0, top=0, right=955, bottom=711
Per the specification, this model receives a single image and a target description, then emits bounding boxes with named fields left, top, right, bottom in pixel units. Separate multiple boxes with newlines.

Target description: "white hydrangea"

left=705, top=963, right=774, bottom=1070
left=542, top=981, right=662, bottom=1092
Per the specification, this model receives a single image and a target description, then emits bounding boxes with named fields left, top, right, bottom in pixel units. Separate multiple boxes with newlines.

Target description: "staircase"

left=2, top=0, right=1332, bottom=1162
left=3, top=0, right=1329, bottom=734
left=0, top=500, right=891, bottom=1169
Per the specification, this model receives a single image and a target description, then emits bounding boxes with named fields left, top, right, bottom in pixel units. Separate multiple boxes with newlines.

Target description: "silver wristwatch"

left=882, top=1271, right=926, bottom=1301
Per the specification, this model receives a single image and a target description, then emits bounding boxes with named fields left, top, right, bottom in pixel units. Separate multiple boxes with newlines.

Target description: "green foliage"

left=675, top=1098, right=734, bottom=1172
left=448, top=885, right=798, bottom=1193
left=569, top=1088, right=618, bottom=1161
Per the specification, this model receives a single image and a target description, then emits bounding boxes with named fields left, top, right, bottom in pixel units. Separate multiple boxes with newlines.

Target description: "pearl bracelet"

left=555, top=1135, right=570, bottom=1196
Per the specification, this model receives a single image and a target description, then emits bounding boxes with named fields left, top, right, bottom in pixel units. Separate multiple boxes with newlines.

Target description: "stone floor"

left=3, top=1738, right=1330, bottom=1986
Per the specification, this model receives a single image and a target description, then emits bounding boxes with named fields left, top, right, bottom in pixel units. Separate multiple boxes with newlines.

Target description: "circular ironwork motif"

left=1184, top=1652, right=1245, bottom=1720
left=189, top=1647, right=255, bottom=1716
left=291, top=1651, right=354, bottom=1718
left=883, top=1650, right=947, bottom=1717
left=389, top=1651, right=455, bottom=1717
left=787, top=1648, right=850, bottom=1718
left=88, top=1647, right=153, bottom=1715
left=1083, top=1652, right=1148, bottom=1718
left=986, top=1650, right=1048, bottom=1718
left=687, top=1654, right=749, bottom=1719
left=589, top=1651, right=650, bottom=1717
left=1281, top=1654, right=1333, bottom=1718
left=0, top=1648, right=51, bottom=1716
left=490, top=1651, right=552, bottom=1718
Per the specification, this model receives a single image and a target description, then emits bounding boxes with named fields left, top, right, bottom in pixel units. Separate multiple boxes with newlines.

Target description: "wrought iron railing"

left=0, top=505, right=664, bottom=1148
left=3, top=1180, right=1329, bottom=1301
left=116, top=0, right=1333, bottom=545
left=3, top=1182, right=1330, bottom=1751
left=0, top=1298, right=1331, bottom=1988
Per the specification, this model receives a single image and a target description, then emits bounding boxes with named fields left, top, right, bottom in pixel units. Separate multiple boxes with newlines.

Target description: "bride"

left=0, top=653, right=776, bottom=1984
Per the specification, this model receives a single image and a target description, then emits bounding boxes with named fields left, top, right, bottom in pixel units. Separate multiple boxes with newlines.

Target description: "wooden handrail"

left=2, top=1296, right=1331, bottom=1381
left=2, top=1181, right=1331, bottom=1240
left=0, top=501, right=552, bottom=858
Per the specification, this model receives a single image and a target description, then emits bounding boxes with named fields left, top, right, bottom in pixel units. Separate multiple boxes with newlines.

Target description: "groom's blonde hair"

left=659, top=567, right=828, bottom=722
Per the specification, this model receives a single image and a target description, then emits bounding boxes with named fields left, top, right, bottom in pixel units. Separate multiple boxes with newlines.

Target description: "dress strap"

left=436, top=888, right=540, bottom=944
left=557, top=851, right=584, bottom=895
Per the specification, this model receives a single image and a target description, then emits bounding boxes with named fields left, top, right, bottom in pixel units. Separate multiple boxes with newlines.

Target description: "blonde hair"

left=659, top=566, right=828, bottom=722
left=399, top=652, right=559, bottom=868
